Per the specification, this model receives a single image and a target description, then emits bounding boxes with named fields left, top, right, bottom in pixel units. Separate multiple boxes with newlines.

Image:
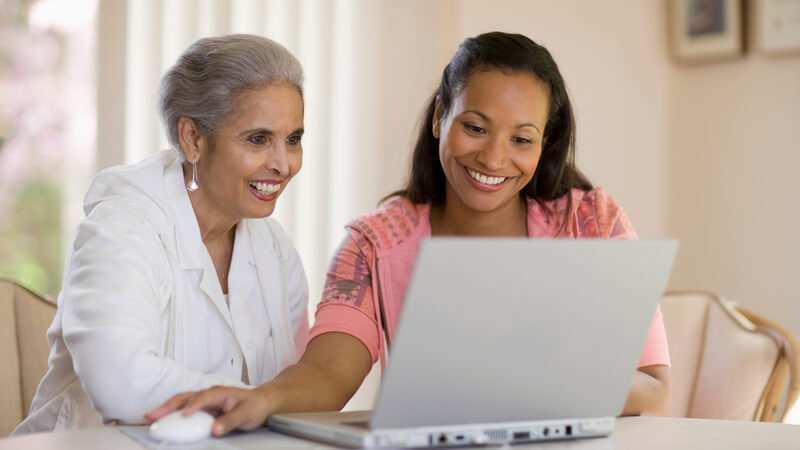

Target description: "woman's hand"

left=145, top=385, right=275, bottom=436
left=621, top=365, right=670, bottom=416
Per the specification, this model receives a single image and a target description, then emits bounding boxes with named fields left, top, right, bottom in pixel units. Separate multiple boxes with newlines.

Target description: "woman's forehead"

left=452, top=70, right=550, bottom=125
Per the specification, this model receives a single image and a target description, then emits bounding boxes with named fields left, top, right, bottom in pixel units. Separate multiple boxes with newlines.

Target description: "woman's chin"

left=246, top=204, right=277, bottom=219
left=453, top=190, right=517, bottom=214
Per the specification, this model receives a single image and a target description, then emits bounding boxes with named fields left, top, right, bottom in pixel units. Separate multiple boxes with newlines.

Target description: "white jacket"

left=14, top=151, right=309, bottom=433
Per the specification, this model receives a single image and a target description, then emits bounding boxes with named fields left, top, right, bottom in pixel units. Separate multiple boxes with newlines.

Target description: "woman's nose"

left=475, top=136, right=508, bottom=171
left=266, top=143, right=290, bottom=175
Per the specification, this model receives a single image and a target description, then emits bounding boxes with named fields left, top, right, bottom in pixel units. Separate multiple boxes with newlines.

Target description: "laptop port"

left=543, top=427, right=550, bottom=437
left=438, top=433, right=447, bottom=444
left=455, top=435, right=465, bottom=441
left=512, top=431, right=531, bottom=440
left=566, top=425, right=572, bottom=436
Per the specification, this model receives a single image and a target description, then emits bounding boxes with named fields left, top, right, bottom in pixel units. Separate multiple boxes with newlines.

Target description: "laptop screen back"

left=370, top=238, right=677, bottom=429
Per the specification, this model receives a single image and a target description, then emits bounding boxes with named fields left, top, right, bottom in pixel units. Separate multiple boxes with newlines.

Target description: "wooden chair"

left=0, top=279, right=57, bottom=436
left=660, top=291, right=800, bottom=422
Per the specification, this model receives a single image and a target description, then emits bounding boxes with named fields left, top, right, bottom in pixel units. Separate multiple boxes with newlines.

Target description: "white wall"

left=667, top=46, right=800, bottom=331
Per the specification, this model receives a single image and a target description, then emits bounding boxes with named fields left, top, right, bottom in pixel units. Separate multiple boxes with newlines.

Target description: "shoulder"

left=83, top=151, right=178, bottom=232
left=71, top=193, right=169, bottom=285
left=528, top=188, right=636, bottom=238
left=71, top=201, right=170, bottom=260
left=346, top=196, right=428, bottom=250
left=82, top=195, right=159, bottom=233
left=573, top=187, right=623, bottom=219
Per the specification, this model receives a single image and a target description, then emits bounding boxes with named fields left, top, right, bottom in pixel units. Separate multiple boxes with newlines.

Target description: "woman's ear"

left=432, top=95, right=443, bottom=138
left=177, top=117, right=206, bottom=163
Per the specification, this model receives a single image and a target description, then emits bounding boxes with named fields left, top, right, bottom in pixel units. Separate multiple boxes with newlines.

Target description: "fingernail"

left=214, top=424, right=224, bottom=435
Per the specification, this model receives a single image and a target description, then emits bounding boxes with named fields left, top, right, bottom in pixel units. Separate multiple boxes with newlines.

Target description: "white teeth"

left=249, top=181, right=281, bottom=195
left=467, top=168, right=506, bottom=185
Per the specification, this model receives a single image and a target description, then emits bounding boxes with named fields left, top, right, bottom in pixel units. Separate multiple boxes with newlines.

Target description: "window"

left=0, top=0, right=97, bottom=295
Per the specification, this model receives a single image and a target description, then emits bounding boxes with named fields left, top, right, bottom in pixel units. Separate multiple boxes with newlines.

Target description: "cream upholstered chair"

left=0, top=279, right=57, bottom=436
left=661, top=291, right=800, bottom=422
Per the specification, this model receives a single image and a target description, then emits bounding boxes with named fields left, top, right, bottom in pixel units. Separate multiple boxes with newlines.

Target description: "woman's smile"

left=248, top=179, right=282, bottom=200
left=462, top=164, right=512, bottom=192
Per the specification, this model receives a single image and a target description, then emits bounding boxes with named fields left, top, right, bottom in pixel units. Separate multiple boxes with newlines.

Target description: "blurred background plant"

left=0, top=0, right=96, bottom=296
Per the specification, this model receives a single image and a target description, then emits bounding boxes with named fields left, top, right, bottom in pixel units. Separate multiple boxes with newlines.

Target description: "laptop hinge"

left=374, top=257, right=392, bottom=352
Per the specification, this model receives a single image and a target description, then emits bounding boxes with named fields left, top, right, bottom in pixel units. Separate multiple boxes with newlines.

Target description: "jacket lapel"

left=248, top=220, right=296, bottom=369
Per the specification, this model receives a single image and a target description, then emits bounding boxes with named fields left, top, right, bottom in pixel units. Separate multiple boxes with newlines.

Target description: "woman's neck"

left=430, top=192, right=528, bottom=237
left=194, top=207, right=237, bottom=245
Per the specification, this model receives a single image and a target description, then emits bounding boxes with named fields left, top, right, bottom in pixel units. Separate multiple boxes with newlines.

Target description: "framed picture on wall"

left=669, top=0, right=744, bottom=63
left=756, top=0, right=800, bottom=55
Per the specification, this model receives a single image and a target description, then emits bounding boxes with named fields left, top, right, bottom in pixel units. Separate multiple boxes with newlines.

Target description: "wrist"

left=255, top=383, right=283, bottom=413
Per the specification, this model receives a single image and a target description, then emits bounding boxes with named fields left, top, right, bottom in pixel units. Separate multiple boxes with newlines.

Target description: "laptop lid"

left=370, top=238, right=677, bottom=429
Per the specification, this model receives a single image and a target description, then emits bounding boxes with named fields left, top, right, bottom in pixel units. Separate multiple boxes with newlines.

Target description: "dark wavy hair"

left=388, top=32, right=592, bottom=224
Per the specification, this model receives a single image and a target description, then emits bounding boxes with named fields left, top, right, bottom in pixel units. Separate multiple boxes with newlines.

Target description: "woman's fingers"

left=212, top=394, right=272, bottom=436
left=180, top=386, right=236, bottom=416
left=144, top=392, right=194, bottom=422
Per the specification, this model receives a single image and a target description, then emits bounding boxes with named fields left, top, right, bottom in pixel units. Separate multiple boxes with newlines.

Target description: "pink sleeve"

left=574, top=188, right=638, bottom=240
left=638, top=305, right=671, bottom=367
left=307, top=233, right=381, bottom=363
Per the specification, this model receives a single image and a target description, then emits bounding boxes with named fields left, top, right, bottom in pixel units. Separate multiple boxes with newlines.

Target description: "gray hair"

left=158, top=34, right=304, bottom=161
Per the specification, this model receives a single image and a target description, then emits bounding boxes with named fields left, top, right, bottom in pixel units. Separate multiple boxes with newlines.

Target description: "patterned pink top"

left=309, top=188, right=670, bottom=369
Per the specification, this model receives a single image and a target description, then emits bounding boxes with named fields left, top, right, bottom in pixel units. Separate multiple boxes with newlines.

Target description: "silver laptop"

left=268, top=238, right=678, bottom=448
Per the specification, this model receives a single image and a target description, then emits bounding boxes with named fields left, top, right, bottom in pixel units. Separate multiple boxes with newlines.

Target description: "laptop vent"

left=485, top=429, right=508, bottom=442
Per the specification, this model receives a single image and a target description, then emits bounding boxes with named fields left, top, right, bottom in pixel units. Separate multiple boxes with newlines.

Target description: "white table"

left=1, top=417, right=799, bottom=449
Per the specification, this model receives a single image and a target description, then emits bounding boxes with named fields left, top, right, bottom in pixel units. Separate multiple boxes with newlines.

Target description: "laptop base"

left=268, top=411, right=614, bottom=448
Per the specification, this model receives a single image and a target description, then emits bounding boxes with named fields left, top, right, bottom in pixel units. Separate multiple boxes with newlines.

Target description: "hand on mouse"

left=145, top=386, right=275, bottom=436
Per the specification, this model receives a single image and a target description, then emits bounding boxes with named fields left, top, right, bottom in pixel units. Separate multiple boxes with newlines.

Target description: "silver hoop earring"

left=187, top=160, right=199, bottom=192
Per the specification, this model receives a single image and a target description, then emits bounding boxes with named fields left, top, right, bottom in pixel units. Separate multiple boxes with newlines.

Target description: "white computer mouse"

left=149, top=410, right=215, bottom=443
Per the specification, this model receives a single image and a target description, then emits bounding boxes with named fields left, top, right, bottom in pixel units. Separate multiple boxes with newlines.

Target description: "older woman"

left=13, top=34, right=308, bottom=433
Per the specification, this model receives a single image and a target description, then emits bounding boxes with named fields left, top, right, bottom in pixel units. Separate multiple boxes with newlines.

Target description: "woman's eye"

left=464, top=123, right=485, bottom=134
left=512, top=136, right=534, bottom=145
left=248, top=135, right=268, bottom=145
left=287, top=135, right=302, bottom=145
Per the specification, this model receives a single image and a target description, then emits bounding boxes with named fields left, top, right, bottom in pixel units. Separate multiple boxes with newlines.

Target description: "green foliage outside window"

left=0, top=175, right=62, bottom=295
